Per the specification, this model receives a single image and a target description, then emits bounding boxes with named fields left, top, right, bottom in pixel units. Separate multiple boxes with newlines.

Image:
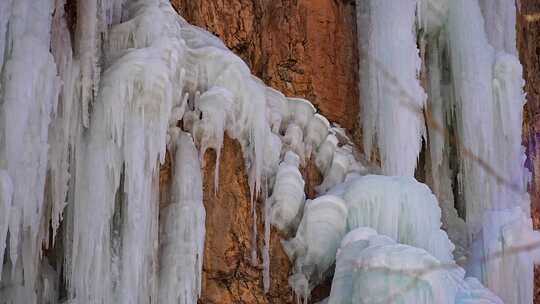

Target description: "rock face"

left=517, top=0, right=540, bottom=301
left=172, top=0, right=359, bottom=134
left=198, top=137, right=292, bottom=304
left=519, top=0, right=540, bottom=224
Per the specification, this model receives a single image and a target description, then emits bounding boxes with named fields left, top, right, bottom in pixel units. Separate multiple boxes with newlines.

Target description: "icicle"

left=192, top=86, right=234, bottom=191
left=0, top=0, right=59, bottom=300
left=263, top=132, right=283, bottom=189
left=159, top=132, right=205, bottom=304
left=66, top=2, right=186, bottom=302
left=492, top=52, right=529, bottom=213
left=478, top=0, right=518, bottom=55
left=446, top=5, right=537, bottom=301
left=417, top=0, right=449, bottom=37
left=0, top=0, right=13, bottom=70
left=0, top=171, right=13, bottom=279
left=447, top=0, right=498, bottom=232
left=357, top=0, right=426, bottom=176
left=263, top=185, right=271, bottom=293
left=48, top=0, right=80, bottom=244
left=76, top=0, right=99, bottom=128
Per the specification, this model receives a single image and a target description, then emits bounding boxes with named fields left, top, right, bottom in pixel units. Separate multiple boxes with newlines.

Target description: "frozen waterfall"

left=0, top=0, right=537, bottom=303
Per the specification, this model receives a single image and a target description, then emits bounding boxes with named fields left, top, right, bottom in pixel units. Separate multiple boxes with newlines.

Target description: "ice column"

left=0, top=0, right=59, bottom=301
left=357, top=0, right=426, bottom=176
left=159, top=132, right=206, bottom=304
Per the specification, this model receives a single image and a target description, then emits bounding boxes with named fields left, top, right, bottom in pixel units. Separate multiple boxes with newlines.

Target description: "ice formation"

left=270, top=151, right=306, bottom=233
left=328, top=228, right=502, bottom=304
left=353, top=0, right=538, bottom=303
left=343, top=175, right=455, bottom=262
left=0, top=0, right=537, bottom=303
left=357, top=0, right=427, bottom=176
left=159, top=132, right=205, bottom=304
left=283, top=195, right=348, bottom=300
left=283, top=174, right=456, bottom=301
left=191, top=86, right=233, bottom=189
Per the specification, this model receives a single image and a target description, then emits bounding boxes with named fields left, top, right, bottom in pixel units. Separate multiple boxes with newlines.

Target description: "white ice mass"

left=0, top=0, right=537, bottom=303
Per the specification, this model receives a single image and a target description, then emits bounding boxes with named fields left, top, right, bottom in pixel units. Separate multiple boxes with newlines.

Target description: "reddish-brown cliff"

left=517, top=1, right=540, bottom=302
left=171, top=0, right=359, bottom=134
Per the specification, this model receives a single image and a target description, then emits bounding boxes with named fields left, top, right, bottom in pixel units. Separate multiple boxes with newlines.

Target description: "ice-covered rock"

left=283, top=195, right=348, bottom=301
left=283, top=123, right=306, bottom=164
left=159, top=132, right=205, bottom=304
left=266, top=87, right=289, bottom=134
left=315, top=134, right=339, bottom=175
left=316, top=146, right=354, bottom=194
left=288, top=98, right=316, bottom=131
left=328, top=229, right=502, bottom=304
left=270, top=152, right=306, bottom=233
left=192, top=86, right=234, bottom=189
left=418, top=0, right=449, bottom=36
left=468, top=208, right=540, bottom=304
left=305, top=114, right=330, bottom=158
left=343, top=175, right=455, bottom=263
left=330, top=237, right=455, bottom=304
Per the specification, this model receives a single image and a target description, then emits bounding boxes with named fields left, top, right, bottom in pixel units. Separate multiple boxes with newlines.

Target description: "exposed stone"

left=199, top=137, right=294, bottom=304
left=171, top=0, right=359, bottom=136
left=517, top=1, right=540, bottom=301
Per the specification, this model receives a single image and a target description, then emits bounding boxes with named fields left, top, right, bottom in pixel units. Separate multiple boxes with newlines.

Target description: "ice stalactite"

left=48, top=0, right=81, bottom=244
left=76, top=0, right=127, bottom=127
left=192, top=86, right=233, bottom=191
left=446, top=0, right=499, bottom=231
left=66, top=1, right=188, bottom=301
left=443, top=1, right=538, bottom=303
left=0, top=0, right=13, bottom=70
left=75, top=0, right=99, bottom=128
left=0, top=0, right=60, bottom=301
left=0, top=171, right=13, bottom=279
left=357, top=0, right=427, bottom=176
left=159, top=132, right=205, bottom=304
left=357, top=0, right=539, bottom=302
left=478, top=0, right=518, bottom=55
